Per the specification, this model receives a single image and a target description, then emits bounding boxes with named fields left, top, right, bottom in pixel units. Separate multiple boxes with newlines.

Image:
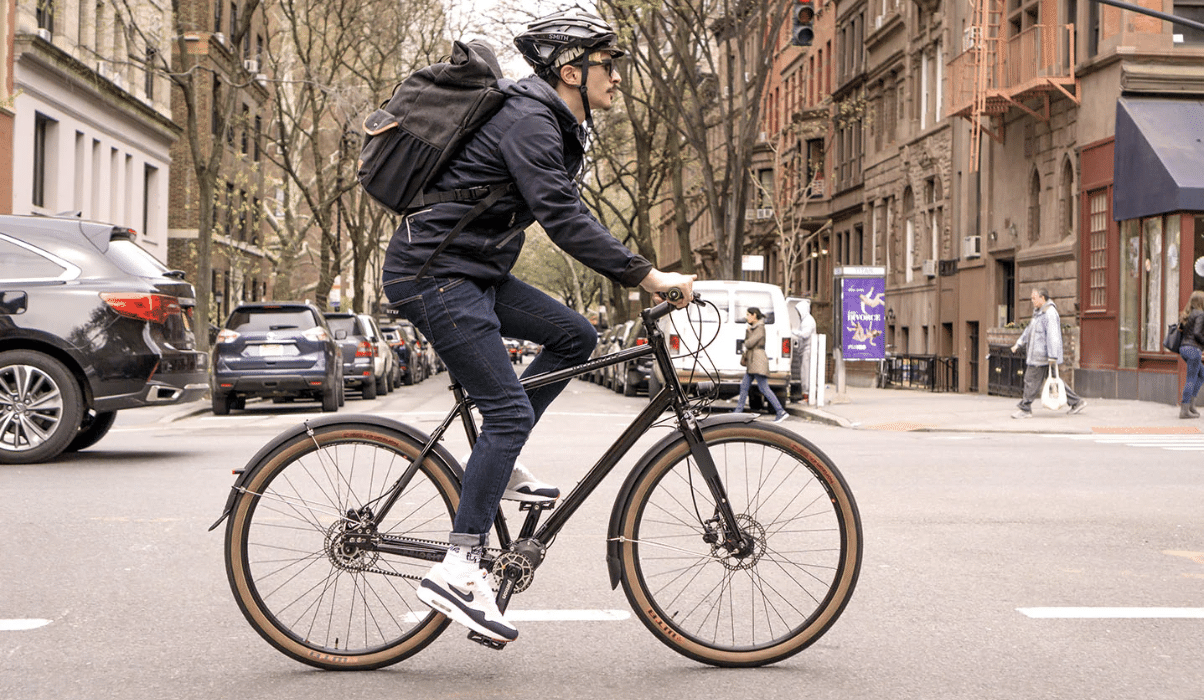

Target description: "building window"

left=1122, top=214, right=1182, bottom=356
left=1028, top=171, right=1041, bottom=243
left=36, top=0, right=55, bottom=34
left=144, top=48, right=156, bottom=101
left=253, top=115, right=262, bottom=161
left=1086, top=189, right=1108, bottom=310
left=214, top=0, right=222, bottom=34
left=1176, top=0, right=1204, bottom=43
left=33, top=113, right=56, bottom=208
left=212, top=75, right=222, bottom=136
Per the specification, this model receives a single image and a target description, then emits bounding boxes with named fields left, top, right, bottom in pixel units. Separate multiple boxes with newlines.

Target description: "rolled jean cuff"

left=449, top=532, right=488, bottom=548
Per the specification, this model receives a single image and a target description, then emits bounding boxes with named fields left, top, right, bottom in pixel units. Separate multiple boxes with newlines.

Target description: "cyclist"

left=382, top=9, right=694, bottom=644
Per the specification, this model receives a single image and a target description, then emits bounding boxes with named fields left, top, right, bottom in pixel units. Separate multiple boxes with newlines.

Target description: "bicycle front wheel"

left=615, top=422, right=862, bottom=667
left=224, top=422, right=460, bottom=670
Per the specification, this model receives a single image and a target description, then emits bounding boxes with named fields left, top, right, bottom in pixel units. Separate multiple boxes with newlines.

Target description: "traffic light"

left=792, top=0, right=815, bottom=47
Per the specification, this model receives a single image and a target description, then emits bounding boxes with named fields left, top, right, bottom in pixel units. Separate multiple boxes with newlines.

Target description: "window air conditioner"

left=922, top=259, right=937, bottom=277
left=243, top=60, right=259, bottom=73
left=963, top=235, right=981, bottom=258
left=35, top=28, right=52, bottom=42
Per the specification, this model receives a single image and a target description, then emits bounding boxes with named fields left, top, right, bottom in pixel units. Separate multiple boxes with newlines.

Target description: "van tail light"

left=355, top=340, right=374, bottom=358
left=100, top=293, right=182, bottom=325
left=782, top=338, right=792, bottom=357
left=669, top=334, right=680, bottom=352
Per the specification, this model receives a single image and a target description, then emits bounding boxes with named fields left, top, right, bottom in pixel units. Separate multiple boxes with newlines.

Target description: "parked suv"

left=0, top=215, right=208, bottom=463
left=324, top=312, right=381, bottom=399
left=212, top=302, right=342, bottom=414
left=359, top=314, right=399, bottom=392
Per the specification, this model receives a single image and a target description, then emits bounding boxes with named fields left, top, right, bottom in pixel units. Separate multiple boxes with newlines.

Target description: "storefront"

left=1077, top=97, right=1204, bottom=404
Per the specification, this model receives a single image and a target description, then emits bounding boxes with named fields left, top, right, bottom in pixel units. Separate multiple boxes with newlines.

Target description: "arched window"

left=1028, top=171, right=1041, bottom=243
left=1060, top=159, right=1075, bottom=239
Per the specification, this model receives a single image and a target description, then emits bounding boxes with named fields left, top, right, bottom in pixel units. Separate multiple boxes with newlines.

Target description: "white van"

left=657, top=280, right=791, bottom=403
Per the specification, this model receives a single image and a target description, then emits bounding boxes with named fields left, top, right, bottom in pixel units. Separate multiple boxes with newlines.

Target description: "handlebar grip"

left=663, top=287, right=684, bottom=303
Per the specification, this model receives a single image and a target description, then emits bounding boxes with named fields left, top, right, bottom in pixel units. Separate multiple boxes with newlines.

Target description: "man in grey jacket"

left=1010, top=287, right=1086, bottom=418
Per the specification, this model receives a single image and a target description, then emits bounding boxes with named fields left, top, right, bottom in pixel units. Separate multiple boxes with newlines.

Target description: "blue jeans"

left=735, top=373, right=784, bottom=416
left=383, top=272, right=596, bottom=545
left=1181, top=345, right=1204, bottom=405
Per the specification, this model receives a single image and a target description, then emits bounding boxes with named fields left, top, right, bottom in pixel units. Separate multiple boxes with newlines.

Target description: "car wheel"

left=0, top=350, right=85, bottom=464
left=361, top=377, right=377, bottom=400
left=231, top=396, right=247, bottom=411
left=624, top=369, right=639, bottom=397
left=212, top=392, right=231, bottom=415
left=402, top=368, right=414, bottom=386
left=377, top=373, right=389, bottom=395
left=321, top=383, right=339, bottom=412
left=338, top=385, right=346, bottom=407
left=65, top=409, right=118, bottom=453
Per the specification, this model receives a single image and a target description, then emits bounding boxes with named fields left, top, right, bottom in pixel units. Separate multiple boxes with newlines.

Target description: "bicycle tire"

left=224, top=422, right=460, bottom=670
left=615, top=422, right=861, bottom=667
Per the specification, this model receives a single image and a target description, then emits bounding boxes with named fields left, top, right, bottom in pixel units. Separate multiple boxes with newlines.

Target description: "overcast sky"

left=448, top=0, right=601, bottom=79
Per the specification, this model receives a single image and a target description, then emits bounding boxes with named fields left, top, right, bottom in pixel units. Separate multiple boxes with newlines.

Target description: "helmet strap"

left=578, top=51, right=595, bottom=132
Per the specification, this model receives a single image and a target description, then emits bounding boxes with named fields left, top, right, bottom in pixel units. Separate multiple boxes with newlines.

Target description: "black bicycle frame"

left=368, top=300, right=745, bottom=559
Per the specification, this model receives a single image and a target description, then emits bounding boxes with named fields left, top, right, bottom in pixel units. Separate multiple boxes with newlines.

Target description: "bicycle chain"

left=334, top=534, right=505, bottom=581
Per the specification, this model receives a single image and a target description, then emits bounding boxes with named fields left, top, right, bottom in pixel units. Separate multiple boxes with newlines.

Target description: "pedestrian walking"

left=1010, top=287, right=1086, bottom=418
left=736, top=307, right=788, bottom=423
left=1176, top=290, right=1204, bottom=419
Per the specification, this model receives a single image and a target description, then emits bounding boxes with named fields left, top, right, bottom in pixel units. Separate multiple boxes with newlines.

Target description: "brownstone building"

left=1, top=0, right=13, bottom=212
left=166, top=0, right=274, bottom=329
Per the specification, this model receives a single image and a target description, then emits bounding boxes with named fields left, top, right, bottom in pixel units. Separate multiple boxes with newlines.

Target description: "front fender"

left=208, top=413, right=461, bottom=531
left=604, top=412, right=757, bottom=589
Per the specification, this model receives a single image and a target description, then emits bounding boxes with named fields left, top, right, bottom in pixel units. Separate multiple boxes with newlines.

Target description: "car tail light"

left=782, top=338, right=791, bottom=357
left=355, top=340, right=373, bottom=358
left=215, top=329, right=240, bottom=344
left=669, top=334, right=680, bottom=352
left=636, top=338, right=647, bottom=346
left=100, top=293, right=182, bottom=324
left=302, top=327, right=329, bottom=342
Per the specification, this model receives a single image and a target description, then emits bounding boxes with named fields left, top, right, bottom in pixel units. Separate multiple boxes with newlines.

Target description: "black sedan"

left=0, top=215, right=208, bottom=463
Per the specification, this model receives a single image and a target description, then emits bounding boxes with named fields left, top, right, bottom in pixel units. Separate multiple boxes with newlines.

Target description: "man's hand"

left=1010, top=343, right=1020, bottom=353
left=639, top=269, right=697, bottom=308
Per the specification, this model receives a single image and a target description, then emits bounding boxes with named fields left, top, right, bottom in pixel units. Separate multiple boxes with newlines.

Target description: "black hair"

left=746, top=307, right=764, bottom=320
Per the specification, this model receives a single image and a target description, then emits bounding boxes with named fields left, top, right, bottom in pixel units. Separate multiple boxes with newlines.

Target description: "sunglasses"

left=584, top=58, right=622, bottom=77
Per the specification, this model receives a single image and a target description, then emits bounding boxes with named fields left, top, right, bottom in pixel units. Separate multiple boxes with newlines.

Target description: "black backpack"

left=357, top=40, right=513, bottom=275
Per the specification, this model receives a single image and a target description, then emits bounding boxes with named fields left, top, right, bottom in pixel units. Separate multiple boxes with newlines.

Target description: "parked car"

left=0, top=215, right=208, bottom=463
left=359, top=314, right=400, bottom=391
left=600, top=322, right=632, bottom=390
left=379, top=324, right=413, bottom=386
left=658, top=280, right=791, bottom=408
left=391, top=320, right=426, bottom=385
left=613, top=320, right=651, bottom=397
left=324, top=312, right=381, bottom=400
left=212, top=302, right=342, bottom=414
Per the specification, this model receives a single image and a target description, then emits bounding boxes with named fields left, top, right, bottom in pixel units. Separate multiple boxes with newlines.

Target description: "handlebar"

left=643, top=288, right=702, bottom=323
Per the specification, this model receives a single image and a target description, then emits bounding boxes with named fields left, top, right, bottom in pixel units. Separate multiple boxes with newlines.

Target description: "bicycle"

left=210, top=292, right=862, bottom=669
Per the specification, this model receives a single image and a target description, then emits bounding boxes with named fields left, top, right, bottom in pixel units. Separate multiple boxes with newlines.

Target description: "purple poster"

left=840, top=277, right=885, bottom=360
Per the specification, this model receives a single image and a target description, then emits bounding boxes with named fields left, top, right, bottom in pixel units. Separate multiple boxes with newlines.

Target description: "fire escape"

left=947, top=0, right=1081, bottom=169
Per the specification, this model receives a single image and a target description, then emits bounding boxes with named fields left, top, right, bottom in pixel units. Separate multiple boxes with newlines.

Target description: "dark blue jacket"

left=383, top=76, right=652, bottom=287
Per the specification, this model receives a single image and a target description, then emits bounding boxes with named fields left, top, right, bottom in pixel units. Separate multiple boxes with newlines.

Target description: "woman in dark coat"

left=735, top=307, right=787, bottom=423
left=1178, top=290, right=1204, bottom=419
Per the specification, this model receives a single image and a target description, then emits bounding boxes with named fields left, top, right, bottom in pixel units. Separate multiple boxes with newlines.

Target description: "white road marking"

left=1044, top=434, right=1204, bottom=452
left=1018, top=607, right=1204, bottom=619
left=0, top=619, right=52, bottom=631
left=402, top=609, right=631, bottom=623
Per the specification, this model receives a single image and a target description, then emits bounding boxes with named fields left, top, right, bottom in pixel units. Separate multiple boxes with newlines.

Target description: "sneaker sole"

left=417, top=580, right=518, bottom=643
left=502, top=488, right=560, bottom=503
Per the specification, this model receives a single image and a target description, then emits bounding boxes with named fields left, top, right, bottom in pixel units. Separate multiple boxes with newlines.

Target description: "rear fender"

left=208, top=413, right=460, bottom=531
left=604, top=412, right=756, bottom=589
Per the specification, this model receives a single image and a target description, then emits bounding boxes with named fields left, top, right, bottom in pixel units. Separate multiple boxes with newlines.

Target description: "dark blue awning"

left=1113, top=96, right=1204, bottom=221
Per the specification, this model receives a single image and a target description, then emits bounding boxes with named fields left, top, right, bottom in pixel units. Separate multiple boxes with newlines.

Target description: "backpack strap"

left=414, top=183, right=515, bottom=279
left=409, top=185, right=504, bottom=209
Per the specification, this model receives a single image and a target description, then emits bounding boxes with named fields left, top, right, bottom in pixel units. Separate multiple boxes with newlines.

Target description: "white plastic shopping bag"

left=1040, top=365, right=1068, bottom=410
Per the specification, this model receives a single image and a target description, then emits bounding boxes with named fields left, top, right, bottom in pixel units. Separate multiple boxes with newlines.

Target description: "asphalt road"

left=3, top=367, right=1203, bottom=699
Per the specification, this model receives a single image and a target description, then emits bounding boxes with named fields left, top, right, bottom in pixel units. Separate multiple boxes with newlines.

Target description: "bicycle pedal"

left=467, top=631, right=508, bottom=650
left=518, top=499, right=556, bottom=512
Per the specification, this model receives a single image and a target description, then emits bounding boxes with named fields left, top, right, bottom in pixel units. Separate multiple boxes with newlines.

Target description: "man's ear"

left=559, top=63, right=581, bottom=88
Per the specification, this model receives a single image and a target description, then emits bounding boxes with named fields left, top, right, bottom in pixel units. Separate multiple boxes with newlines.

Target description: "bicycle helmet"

left=514, top=9, right=626, bottom=129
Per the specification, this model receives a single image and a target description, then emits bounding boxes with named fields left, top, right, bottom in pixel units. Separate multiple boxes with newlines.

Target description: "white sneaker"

left=460, top=453, right=560, bottom=502
left=417, top=559, right=518, bottom=643
left=505, top=462, right=560, bottom=502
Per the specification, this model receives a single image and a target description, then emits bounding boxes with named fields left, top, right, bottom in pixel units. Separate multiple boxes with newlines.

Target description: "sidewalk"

left=788, top=386, right=1202, bottom=434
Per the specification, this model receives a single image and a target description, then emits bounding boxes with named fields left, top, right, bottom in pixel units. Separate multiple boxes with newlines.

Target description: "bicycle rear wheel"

left=615, top=422, right=861, bottom=667
left=224, top=422, right=459, bottom=670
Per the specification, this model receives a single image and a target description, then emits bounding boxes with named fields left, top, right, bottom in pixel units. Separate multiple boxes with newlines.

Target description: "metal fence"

left=987, top=347, right=1027, bottom=398
left=878, top=354, right=958, bottom=392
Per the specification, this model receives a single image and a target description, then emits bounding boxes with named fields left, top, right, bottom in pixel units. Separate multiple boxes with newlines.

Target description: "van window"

left=734, top=291, right=777, bottom=324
